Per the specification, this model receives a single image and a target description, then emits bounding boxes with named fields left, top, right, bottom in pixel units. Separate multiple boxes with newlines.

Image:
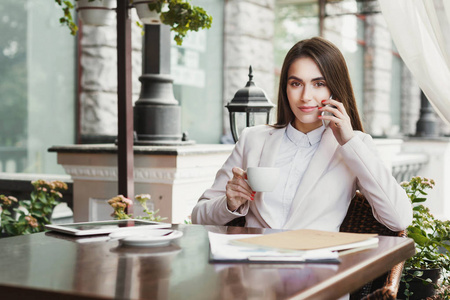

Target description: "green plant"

left=400, top=176, right=450, bottom=299
left=108, top=194, right=166, bottom=222
left=184, top=215, right=192, bottom=224
left=54, top=0, right=212, bottom=45
left=149, top=0, right=213, bottom=45
left=54, top=0, right=81, bottom=35
left=0, top=180, right=68, bottom=236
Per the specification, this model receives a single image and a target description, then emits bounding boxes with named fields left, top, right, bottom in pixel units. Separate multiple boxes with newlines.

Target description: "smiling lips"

left=299, top=106, right=318, bottom=113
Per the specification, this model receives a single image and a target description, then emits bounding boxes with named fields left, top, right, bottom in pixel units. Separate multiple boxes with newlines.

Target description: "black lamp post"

left=226, top=66, right=275, bottom=142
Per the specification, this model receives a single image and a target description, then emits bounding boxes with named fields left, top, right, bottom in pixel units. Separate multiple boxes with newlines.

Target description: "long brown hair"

left=275, top=37, right=364, bottom=132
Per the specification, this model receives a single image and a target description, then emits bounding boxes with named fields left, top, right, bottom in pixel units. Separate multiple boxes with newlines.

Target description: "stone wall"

left=222, top=0, right=276, bottom=138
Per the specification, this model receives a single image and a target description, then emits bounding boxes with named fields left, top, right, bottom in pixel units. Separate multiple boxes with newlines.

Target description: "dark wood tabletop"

left=0, top=224, right=414, bottom=300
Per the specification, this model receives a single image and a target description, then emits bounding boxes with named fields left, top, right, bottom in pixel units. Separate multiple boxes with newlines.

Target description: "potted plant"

left=0, top=180, right=68, bottom=237
left=131, top=0, right=212, bottom=45
left=399, top=176, right=450, bottom=299
left=54, top=0, right=116, bottom=34
left=54, top=0, right=212, bottom=45
left=132, top=1, right=162, bottom=25
left=76, top=0, right=116, bottom=27
left=108, top=193, right=166, bottom=221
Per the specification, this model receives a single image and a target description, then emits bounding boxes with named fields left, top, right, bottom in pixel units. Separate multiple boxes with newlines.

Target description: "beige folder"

left=233, top=229, right=378, bottom=251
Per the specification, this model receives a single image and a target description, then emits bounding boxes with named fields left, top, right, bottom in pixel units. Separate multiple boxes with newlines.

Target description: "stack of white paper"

left=208, top=232, right=340, bottom=263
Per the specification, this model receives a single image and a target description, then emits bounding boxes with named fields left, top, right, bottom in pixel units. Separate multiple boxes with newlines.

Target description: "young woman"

left=192, top=37, right=412, bottom=231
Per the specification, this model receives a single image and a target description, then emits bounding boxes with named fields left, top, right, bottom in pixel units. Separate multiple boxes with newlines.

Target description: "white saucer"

left=109, top=229, right=183, bottom=247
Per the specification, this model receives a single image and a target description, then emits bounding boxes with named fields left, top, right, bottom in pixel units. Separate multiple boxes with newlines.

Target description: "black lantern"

left=226, top=66, right=275, bottom=142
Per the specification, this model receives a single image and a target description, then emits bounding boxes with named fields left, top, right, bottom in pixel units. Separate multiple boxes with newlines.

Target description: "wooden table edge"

left=287, top=237, right=415, bottom=300
left=0, top=282, right=106, bottom=300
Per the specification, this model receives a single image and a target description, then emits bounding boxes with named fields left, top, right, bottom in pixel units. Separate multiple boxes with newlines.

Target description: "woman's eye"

left=290, top=81, right=301, bottom=87
left=315, top=82, right=326, bottom=87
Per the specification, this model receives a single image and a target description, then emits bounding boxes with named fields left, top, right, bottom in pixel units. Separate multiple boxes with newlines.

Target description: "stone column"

left=49, top=144, right=234, bottom=223
left=363, top=14, right=393, bottom=136
left=133, top=25, right=189, bottom=145
left=222, top=0, right=276, bottom=142
left=79, top=12, right=142, bottom=143
left=415, top=91, right=439, bottom=137
left=400, top=65, right=421, bottom=136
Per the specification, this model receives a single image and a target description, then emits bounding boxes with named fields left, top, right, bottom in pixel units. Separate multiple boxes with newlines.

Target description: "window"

left=323, top=0, right=365, bottom=109
left=274, top=0, right=365, bottom=109
left=172, top=0, right=224, bottom=144
left=0, top=1, right=76, bottom=174
left=274, top=1, right=319, bottom=94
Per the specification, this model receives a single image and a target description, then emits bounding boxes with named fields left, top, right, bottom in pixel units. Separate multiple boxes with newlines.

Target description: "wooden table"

left=0, top=224, right=414, bottom=300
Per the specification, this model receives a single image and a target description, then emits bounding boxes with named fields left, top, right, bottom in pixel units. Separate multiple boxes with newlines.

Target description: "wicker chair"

left=339, top=191, right=407, bottom=300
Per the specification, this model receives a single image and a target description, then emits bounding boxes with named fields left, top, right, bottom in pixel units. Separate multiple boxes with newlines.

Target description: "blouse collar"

left=286, top=123, right=325, bottom=147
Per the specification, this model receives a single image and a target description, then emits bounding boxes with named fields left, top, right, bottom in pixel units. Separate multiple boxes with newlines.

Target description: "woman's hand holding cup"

left=226, top=167, right=255, bottom=212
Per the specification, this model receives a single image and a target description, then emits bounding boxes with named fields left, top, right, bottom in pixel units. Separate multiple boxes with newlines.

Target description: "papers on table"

left=208, top=229, right=379, bottom=264
left=208, top=232, right=340, bottom=264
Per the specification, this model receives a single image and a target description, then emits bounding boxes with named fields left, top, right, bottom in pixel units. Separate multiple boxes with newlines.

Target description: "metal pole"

left=117, top=0, right=134, bottom=211
left=319, top=0, right=326, bottom=37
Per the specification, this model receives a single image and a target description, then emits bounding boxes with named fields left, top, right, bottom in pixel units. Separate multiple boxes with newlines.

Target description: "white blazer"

left=192, top=125, right=412, bottom=232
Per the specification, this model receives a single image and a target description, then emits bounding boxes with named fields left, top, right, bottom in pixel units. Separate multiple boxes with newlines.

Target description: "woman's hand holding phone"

left=319, top=97, right=355, bottom=145
left=226, top=167, right=255, bottom=212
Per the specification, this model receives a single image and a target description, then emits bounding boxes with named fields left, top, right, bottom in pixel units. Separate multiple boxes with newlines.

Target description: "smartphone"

left=321, top=95, right=336, bottom=127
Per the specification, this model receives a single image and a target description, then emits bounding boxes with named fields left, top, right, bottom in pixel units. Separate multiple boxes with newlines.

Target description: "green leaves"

left=412, top=205, right=423, bottom=211
left=418, top=189, right=428, bottom=195
left=412, top=197, right=426, bottom=203
left=63, top=0, right=74, bottom=9
left=54, top=0, right=77, bottom=35
left=148, top=1, right=163, bottom=13
left=408, top=231, right=429, bottom=246
left=441, top=243, right=450, bottom=253
left=38, top=193, right=48, bottom=205
left=157, top=0, right=213, bottom=45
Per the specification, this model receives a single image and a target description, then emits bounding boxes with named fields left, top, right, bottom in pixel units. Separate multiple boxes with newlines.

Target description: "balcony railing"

left=392, top=153, right=429, bottom=183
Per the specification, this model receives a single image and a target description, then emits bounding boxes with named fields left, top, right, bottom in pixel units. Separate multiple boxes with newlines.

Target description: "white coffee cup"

left=246, top=167, right=280, bottom=192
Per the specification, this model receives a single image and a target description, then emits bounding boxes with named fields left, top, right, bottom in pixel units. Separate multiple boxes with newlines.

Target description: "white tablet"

left=45, top=219, right=172, bottom=236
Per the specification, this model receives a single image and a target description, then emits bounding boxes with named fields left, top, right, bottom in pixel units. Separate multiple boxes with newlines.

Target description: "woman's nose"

left=301, top=85, right=313, bottom=101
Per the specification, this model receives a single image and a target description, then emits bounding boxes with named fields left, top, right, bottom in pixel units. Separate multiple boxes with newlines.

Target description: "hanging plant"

left=55, top=0, right=115, bottom=32
left=54, top=0, right=79, bottom=35
left=147, top=0, right=213, bottom=45
left=54, top=0, right=213, bottom=45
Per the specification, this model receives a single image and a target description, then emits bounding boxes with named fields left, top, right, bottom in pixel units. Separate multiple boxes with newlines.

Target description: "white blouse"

left=265, top=124, right=325, bottom=228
